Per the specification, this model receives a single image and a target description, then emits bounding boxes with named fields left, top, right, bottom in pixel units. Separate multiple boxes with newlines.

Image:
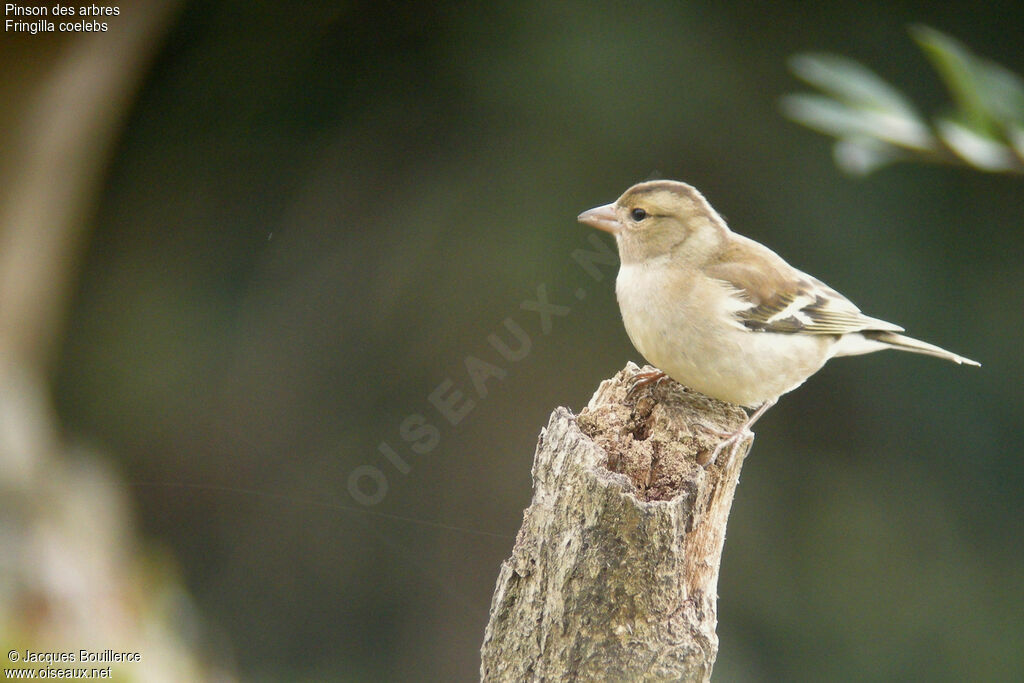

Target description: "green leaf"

left=789, top=53, right=919, bottom=118
left=833, top=138, right=904, bottom=176
left=936, top=118, right=1017, bottom=171
left=974, top=60, right=1024, bottom=127
left=785, top=25, right=1024, bottom=174
left=781, top=94, right=934, bottom=150
left=911, top=25, right=997, bottom=135
left=1009, top=125, right=1024, bottom=162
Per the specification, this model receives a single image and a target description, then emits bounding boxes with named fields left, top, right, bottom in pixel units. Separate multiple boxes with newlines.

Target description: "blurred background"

left=1, top=0, right=1021, bottom=680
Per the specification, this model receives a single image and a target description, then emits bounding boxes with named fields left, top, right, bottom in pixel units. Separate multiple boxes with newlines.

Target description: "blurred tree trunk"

left=0, top=3, right=230, bottom=679
left=0, top=0, right=177, bottom=373
left=480, top=364, right=752, bottom=682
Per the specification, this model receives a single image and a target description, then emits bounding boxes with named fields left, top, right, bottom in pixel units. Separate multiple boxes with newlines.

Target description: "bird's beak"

left=577, top=202, right=620, bottom=234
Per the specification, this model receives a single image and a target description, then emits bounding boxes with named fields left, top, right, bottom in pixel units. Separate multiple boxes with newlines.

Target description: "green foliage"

left=782, top=25, right=1024, bottom=175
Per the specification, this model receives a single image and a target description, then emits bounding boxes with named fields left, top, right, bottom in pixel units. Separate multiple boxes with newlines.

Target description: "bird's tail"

left=863, top=331, right=980, bottom=366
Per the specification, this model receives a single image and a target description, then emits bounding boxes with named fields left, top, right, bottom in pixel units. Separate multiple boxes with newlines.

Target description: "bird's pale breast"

left=616, top=261, right=835, bottom=407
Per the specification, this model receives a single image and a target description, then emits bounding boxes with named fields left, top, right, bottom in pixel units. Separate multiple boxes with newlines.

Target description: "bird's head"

left=577, top=180, right=728, bottom=266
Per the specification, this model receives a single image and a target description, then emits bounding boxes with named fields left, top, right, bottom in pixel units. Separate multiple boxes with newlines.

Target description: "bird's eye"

left=630, top=208, right=647, bottom=221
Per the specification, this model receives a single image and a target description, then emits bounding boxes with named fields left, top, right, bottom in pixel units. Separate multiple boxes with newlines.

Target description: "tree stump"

left=480, top=363, right=753, bottom=682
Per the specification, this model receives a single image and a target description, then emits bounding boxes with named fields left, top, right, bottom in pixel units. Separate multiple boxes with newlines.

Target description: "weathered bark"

left=480, top=363, right=753, bottom=682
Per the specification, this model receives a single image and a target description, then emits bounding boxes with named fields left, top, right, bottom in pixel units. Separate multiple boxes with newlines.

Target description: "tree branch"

left=480, top=363, right=753, bottom=682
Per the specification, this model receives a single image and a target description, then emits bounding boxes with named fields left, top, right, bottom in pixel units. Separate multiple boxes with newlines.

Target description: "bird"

left=577, top=179, right=979, bottom=465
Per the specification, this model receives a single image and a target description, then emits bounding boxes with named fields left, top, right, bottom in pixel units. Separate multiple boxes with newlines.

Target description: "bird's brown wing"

left=706, top=259, right=904, bottom=336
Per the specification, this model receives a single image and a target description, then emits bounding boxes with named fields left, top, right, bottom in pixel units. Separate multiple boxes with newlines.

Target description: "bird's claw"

left=699, top=426, right=754, bottom=468
left=626, top=369, right=670, bottom=400
left=696, top=398, right=775, bottom=467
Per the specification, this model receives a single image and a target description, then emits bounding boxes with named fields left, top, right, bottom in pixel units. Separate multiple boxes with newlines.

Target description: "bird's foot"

left=694, top=398, right=776, bottom=468
left=696, top=425, right=754, bottom=468
left=626, top=369, right=670, bottom=400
